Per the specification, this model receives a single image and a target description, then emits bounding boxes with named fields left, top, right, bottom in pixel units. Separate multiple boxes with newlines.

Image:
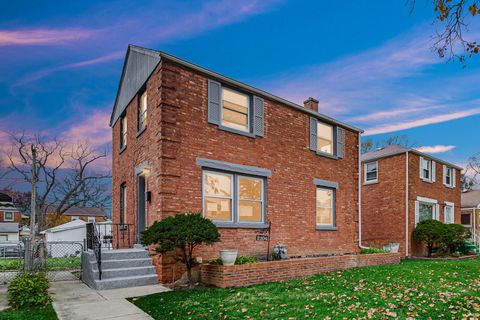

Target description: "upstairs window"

left=443, top=166, right=455, bottom=188
left=364, top=161, right=378, bottom=183
left=4, top=212, right=13, bottom=221
left=120, top=114, right=127, bottom=149
left=120, top=183, right=127, bottom=225
left=317, top=122, right=333, bottom=155
left=221, top=88, right=249, bottom=132
left=420, top=157, right=435, bottom=182
left=138, top=90, right=147, bottom=131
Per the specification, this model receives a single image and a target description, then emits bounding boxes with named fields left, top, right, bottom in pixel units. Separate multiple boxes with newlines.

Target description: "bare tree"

left=463, top=153, right=480, bottom=190
left=3, top=132, right=111, bottom=232
left=361, top=135, right=417, bottom=154
left=410, top=0, right=480, bottom=62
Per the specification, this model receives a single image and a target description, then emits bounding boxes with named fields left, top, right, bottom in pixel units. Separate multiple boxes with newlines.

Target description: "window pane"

left=223, top=88, right=248, bottom=110
left=239, top=177, right=262, bottom=200
left=316, top=208, right=333, bottom=225
left=222, top=108, right=248, bottom=130
left=445, top=206, right=453, bottom=223
left=238, top=200, right=262, bottom=222
left=461, top=213, right=471, bottom=225
left=204, top=173, right=231, bottom=197
left=141, top=92, right=147, bottom=112
left=419, top=203, right=433, bottom=222
left=316, top=188, right=333, bottom=226
left=204, top=197, right=232, bottom=221
left=317, top=122, right=333, bottom=154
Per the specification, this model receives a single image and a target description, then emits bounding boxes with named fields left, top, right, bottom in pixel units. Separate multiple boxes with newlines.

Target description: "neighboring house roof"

left=110, top=45, right=363, bottom=133
left=361, top=145, right=462, bottom=170
left=0, top=223, right=19, bottom=233
left=0, top=192, right=18, bottom=210
left=41, top=219, right=86, bottom=234
left=461, top=190, right=480, bottom=208
left=45, top=206, right=106, bottom=217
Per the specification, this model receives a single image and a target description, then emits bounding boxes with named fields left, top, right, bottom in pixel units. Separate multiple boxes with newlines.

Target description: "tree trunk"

left=186, top=266, right=193, bottom=288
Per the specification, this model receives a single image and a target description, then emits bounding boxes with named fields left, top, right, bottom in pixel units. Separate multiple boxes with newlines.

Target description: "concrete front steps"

left=82, top=248, right=158, bottom=290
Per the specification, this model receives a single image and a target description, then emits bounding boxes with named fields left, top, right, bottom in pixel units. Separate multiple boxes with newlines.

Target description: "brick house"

left=0, top=192, right=21, bottom=241
left=460, top=190, right=480, bottom=246
left=110, top=45, right=363, bottom=282
left=361, top=145, right=462, bottom=257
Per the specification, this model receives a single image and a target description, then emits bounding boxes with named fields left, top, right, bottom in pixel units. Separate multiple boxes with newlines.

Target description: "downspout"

left=405, top=152, right=409, bottom=257
left=475, top=206, right=479, bottom=245
left=358, top=133, right=368, bottom=249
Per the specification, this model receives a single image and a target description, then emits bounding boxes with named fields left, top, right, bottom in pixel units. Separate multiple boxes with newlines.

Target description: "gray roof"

left=110, top=45, right=363, bottom=133
left=361, top=145, right=462, bottom=170
left=0, top=223, right=19, bottom=233
left=461, top=190, right=480, bottom=208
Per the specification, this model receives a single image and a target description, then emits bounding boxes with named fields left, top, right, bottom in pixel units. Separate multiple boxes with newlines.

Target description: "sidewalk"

left=50, top=281, right=169, bottom=320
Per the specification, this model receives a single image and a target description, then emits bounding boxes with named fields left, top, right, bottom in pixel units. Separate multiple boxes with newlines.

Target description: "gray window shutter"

left=208, top=80, right=221, bottom=125
left=310, top=117, right=317, bottom=151
left=253, top=96, right=264, bottom=136
left=336, top=127, right=345, bottom=158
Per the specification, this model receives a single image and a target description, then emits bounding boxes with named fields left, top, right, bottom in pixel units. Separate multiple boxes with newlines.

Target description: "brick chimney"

left=303, top=97, right=319, bottom=112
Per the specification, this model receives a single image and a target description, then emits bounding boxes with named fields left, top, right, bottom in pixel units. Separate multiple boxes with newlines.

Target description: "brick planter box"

left=200, top=253, right=400, bottom=288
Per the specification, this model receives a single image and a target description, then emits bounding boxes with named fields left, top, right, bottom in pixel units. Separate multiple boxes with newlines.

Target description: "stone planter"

left=220, top=250, right=238, bottom=266
left=384, top=242, right=400, bottom=253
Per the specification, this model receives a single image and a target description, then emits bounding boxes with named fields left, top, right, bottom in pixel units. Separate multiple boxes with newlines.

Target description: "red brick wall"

left=361, top=154, right=407, bottom=254
left=201, top=253, right=400, bottom=288
left=0, top=211, right=21, bottom=223
left=112, top=60, right=361, bottom=282
left=361, top=152, right=461, bottom=257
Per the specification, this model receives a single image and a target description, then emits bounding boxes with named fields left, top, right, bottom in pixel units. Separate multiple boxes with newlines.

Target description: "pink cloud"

left=415, top=145, right=456, bottom=154
left=0, top=28, right=96, bottom=46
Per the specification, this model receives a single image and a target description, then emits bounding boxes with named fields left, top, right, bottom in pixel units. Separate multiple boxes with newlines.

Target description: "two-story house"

left=0, top=192, right=22, bottom=241
left=361, top=145, right=461, bottom=257
left=110, top=45, right=363, bottom=282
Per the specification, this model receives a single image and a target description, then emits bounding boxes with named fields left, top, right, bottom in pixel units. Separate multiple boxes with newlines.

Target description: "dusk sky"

left=1, top=0, right=479, bottom=170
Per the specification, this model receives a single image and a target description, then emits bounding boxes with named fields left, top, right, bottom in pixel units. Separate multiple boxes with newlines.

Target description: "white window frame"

left=444, top=201, right=454, bottom=224
left=120, top=183, right=127, bottom=225
left=0, top=234, right=8, bottom=241
left=316, top=187, right=336, bottom=229
left=202, top=170, right=266, bottom=226
left=364, top=161, right=378, bottom=184
left=420, top=157, right=435, bottom=182
left=120, top=114, right=127, bottom=149
left=3, top=211, right=14, bottom=222
left=415, top=196, right=439, bottom=226
left=220, top=87, right=250, bottom=133
left=443, top=165, right=455, bottom=188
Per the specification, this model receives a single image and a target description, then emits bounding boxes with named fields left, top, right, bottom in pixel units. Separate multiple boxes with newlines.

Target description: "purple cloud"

left=0, top=28, right=97, bottom=46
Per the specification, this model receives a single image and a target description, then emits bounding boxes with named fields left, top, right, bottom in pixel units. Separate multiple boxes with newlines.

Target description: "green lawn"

left=131, top=258, right=480, bottom=319
left=0, top=304, right=57, bottom=320
left=0, top=257, right=81, bottom=271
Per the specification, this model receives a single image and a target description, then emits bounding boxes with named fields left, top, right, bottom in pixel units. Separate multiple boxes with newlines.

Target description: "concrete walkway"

left=0, top=286, right=7, bottom=311
left=50, top=281, right=170, bottom=320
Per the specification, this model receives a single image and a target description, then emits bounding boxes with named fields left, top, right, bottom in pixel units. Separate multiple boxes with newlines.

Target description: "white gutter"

left=358, top=134, right=368, bottom=249
left=405, top=152, right=409, bottom=257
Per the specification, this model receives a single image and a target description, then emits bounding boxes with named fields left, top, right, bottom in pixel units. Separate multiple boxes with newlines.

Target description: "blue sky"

left=0, top=0, right=479, bottom=170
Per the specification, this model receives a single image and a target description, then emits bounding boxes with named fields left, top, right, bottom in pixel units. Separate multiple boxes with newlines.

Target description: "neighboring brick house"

left=460, top=190, right=480, bottom=246
left=0, top=192, right=22, bottom=223
left=110, top=45, right=363, bottom=282
left=361, top=145, right=461, bottom=257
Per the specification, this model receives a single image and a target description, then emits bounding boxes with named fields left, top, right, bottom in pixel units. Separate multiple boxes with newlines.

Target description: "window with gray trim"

left=364, top=161, right=378, bottom=183
left=202, top=170, right=265, bottom=226
left=4, top=212, right=13, bottom=221
left=120, top=183, right=127, bottom=225
left=120, top=114, right=127, bottom=149
left=316, top=187, right=335, bottom=228
left=310, top=117, right=344, bottom=159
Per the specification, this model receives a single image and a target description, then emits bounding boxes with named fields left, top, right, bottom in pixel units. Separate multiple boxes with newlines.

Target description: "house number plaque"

left=256, top=235, right=269, bottom=241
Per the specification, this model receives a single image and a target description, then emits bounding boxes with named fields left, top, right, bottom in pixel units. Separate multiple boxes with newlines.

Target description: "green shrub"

left=442, top=224, right=471, bottom=253
left=141, top=212, right=220, bottom=286
left=8, top=273, right=52, bottom=309
left=209, top=256, right=258, bottom=265
left=361, top=247, right=388, bottom=254
left=413, top=219, right=444, bottom=257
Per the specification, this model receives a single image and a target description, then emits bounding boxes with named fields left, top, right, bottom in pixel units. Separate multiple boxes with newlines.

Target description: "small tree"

left=141, top=212, right=220, bottom=286
left=442, top=224, right=471, bottom=253
left=413, top=219, right=444, bottom=257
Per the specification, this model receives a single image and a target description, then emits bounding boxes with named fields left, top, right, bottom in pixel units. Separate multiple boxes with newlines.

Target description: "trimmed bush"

left=141, top=212, right=220, bottom=286
left=442, top=224, right=471, bottom=253
left=361, top=247, right=388, bottom=254
left=413, top=219, right=444, bottom=257
left=8, top=273, right=52, bottom=309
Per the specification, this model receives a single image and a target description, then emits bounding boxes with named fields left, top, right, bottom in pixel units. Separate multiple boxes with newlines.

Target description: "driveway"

left=50, top=281, right=170, bottom=320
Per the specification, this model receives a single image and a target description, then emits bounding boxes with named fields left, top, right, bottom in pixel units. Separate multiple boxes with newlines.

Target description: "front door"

left=137, top=175, right=146, bottom=244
